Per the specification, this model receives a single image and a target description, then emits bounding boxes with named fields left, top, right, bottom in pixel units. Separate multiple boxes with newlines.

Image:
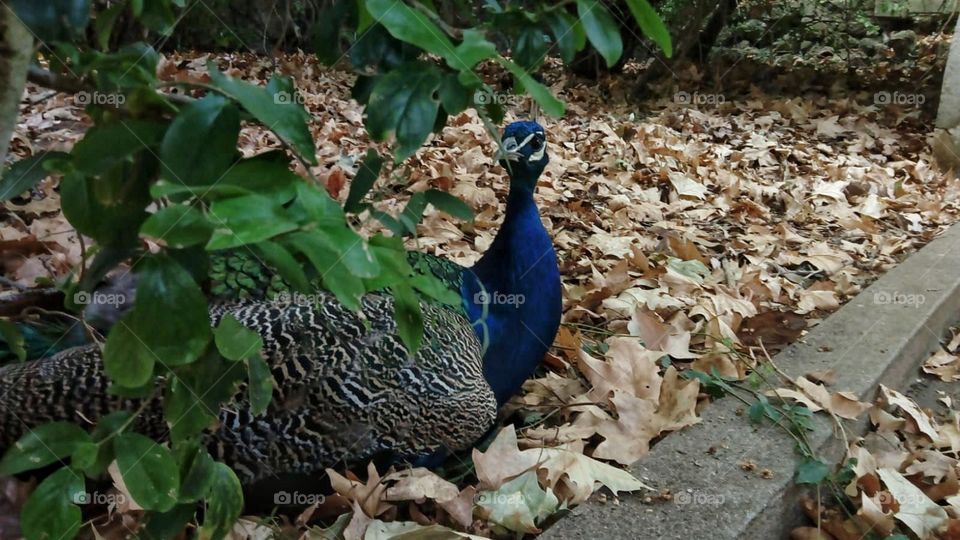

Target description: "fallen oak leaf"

left=475, top=470, right=559, bottom=534
left=574, top=337, right=663, bottom=402
left=326, top=462, right=391, bottom=518
left=472, top=427, right=542, bottom=490
left=362, top=520, right=489, bottom=539
left=592, top=391, right=660, bottom=464
left=878, top=385, right=940, bottom=440
left=858, top=492, right=896, bottom=537
left=536, top=447, right=652, bottom=504
left=383, top=468, right=459, bottom=504
left=876, top=467, right=947, bottom=538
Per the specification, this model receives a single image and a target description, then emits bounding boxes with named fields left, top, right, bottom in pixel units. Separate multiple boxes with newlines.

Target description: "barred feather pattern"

left=0, top=292, right=496, bottom=483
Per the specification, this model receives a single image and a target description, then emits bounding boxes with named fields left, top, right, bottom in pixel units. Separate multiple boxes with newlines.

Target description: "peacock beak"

left=505, top=150, right=523, bottom=161
left=496, top=147, right=524, bottom=162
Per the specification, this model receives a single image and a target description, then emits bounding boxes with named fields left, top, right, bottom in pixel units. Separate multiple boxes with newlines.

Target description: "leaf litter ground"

left=2, top=51, right=960, bottom=538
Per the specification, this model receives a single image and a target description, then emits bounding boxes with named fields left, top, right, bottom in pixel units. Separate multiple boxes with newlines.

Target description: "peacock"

left=0, top=120, right=562, bottom=485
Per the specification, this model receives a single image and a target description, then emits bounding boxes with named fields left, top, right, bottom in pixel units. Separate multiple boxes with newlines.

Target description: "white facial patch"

left=505, top=131, right=546, bottom=163
left=528, top=135, right=546, bottom=162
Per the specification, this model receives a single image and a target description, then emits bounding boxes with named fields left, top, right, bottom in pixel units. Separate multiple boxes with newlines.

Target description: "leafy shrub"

left=0, top=1, right=671, bottom=538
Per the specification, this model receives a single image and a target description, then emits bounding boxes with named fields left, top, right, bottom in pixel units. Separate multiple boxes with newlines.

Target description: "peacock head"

left=498, top=120, right=548, bottom=190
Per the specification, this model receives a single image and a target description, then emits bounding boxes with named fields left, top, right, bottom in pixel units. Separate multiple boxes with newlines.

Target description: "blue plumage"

left=463, top=120, right=562, bottom=405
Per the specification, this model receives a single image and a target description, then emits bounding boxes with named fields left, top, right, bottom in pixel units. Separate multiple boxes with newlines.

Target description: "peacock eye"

left=529, top=134, right=544, bottom=151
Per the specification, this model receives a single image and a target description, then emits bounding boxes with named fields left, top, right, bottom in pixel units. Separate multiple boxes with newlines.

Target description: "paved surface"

left=543, top=223, right=960, bottom=540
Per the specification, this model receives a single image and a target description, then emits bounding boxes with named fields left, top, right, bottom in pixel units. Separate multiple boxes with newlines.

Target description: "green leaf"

left=345, top=149, right=384, bottom=213
left=625, top=0, right=673, bottom=57
left=142, top=503, right=197, bottom=540
left=577, top=0, right=623, bottom=67
left=438, top=74, right=471, bottom=115
left=69, top=442, right=99, bottom=473
left=316, top=225, right=380, bottom=278
left=514, top=26, right=549, bottom=72
left=177, top=444, right=216, bottom=503
left=390, top=282, right=423, bottom=353
left=409, top=274, right=461, bottom=306
left=425, top=189, right=473, bottom=220
left=137, top=255, right=211, bottom=365
left=164, top=376, right=218, bottom=442
left=544, top=11, right=585, bottom=63
left=246, top=353, right=274, bottom=416
left=103, top=315, right=157, bottom=387
left=366, top=64, right=442, bottom=162
left=82, top=411, right=131, bottom=476
left=363, top=244, right=411, bottom=291
left=0, top=151, right=69, bottom=201
left=453, top=29, right=498, bottom=71
left=495, top=57, right=565, bottom=117
left=207, top=194, right=300, bottom=250
left=114, top=433, right=179, bottom=511
left=286, top=232, right=364, bottom=310
left=365, top=0, right=456, bottom=61
left=164, top=352, right=245, bottom=443
left=289, top=181, right=345, bottom=226
left=200, top=463, right=243, bottom=540
left=71, top=120, right=166, bottom=175
left=0, top=319, right=26, bottom=362
left=153, top=152, right=299, bottom=204
left=139, top=0, right=177, bottom=34
left=141, top=205, right=214, bottom=248
left=0, top=422, right=92, bottom=475
left=253, top=241, right=310, bottom=293
left=60, top=167, right=150, bottom=245
left=796, top=458, right=830, bottom=485
left=214, top=314, right=263, bottom=361
left=160, top=94, right=240, bottom=186
left=94, top=2, right=124, bottom=50
left=747, top=396, right=774, bottom=424
left=21, top=467, right=84, bottom=540
left=105, top=255, right=210, bottom=386
left=208, top=67, right=316, bottom=165
left=398, top=192, right=428, bottom=234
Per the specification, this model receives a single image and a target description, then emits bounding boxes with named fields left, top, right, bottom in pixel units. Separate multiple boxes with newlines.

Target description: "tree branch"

left=27, top=65, right=195, bottom=107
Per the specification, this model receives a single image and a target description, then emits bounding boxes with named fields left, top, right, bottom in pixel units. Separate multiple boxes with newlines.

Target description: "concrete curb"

left=543, top=223, right=960, bottom=540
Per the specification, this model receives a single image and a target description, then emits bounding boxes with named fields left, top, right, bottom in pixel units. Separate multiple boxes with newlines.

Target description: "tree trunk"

left=933, top=14, right=960, bottom=174
left=0, top=4, right=32, bottom=166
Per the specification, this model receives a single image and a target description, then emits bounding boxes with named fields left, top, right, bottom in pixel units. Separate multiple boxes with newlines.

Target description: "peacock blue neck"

left=463, top=173, right=562, bottom=406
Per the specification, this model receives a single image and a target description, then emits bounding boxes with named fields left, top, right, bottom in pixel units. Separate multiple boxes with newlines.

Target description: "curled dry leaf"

left=768, top=377, right=868, bottom=420
left=876, top=468, right=948, bottom=538
left=878, top=385, right=940, bottom=440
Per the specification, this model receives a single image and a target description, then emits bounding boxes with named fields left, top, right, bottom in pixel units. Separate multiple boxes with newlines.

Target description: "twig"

left=29, top=65, right=195, bottom=107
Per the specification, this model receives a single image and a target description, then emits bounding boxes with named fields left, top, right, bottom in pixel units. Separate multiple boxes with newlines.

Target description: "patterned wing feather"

left=0, top=293, right=496, bottom=483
